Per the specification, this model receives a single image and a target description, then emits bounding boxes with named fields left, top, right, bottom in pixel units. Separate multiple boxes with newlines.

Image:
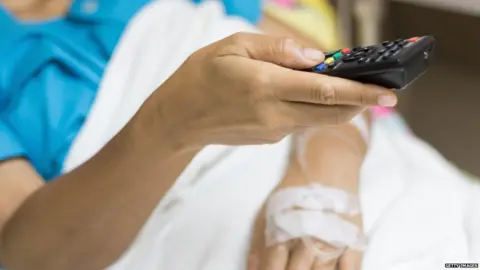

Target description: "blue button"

left=314, top=63, right=326, bottom=72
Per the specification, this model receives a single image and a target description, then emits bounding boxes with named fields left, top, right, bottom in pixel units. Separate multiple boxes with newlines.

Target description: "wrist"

left=125, top=96, right=201, bottom=162
left=148, top=79, right=208, bottom=154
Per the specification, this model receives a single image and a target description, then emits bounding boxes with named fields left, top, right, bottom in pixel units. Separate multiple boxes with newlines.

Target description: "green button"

left=333, top=52, right=342, bottom=60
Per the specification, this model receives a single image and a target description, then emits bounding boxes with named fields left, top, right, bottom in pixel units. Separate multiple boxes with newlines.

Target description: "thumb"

left=234, top=33, right=325, bottom=69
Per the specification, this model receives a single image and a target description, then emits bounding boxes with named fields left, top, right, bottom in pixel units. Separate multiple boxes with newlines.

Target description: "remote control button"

left=378, top=48, right=387, bottom=54
left=341, top=48, right=351, bottom=54
left=352, top=47, right=363, bottom=52
left=389, top=45, right=400, bottom=53
left=382, top=41, right=391, bottom=46
left=324, top=58, right=335, bottom=65
left=358, top=57, right=366, bottom=63
left=408, top=36, right=420, bottom=42
left=363, top=46, right=375, bottom=52
left=398, top=40, right=408, bottom=47
left=327, top=62, right=339, bottom=69
left=364, top=48, right=376, bottom=56
left=333, top=52, right=343, bottom=60
left=324, top=51, right=337, bottom=58
left=354, top=51, right=365, bottom=57
left=314, top=63, right=327, bottom=72
left=365, top=58, right=373, bottom=63
left=385, top=43, right=394, bottom=49
left=382, top=52, right=392, bottom=59
left=342, top=56, right=356, bottom=62
left=376, top=56, right=384, bottom=62
left=394, top=39, right=403, bottom=43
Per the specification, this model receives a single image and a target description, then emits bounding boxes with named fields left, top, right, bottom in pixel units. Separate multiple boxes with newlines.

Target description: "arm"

left=249, top=111, right=371, bottom=270
left=0, top=158, right=44, bottom=228
left=280, top=112, right=370, bottom=192
left=0, top=101, right=200, bottom=270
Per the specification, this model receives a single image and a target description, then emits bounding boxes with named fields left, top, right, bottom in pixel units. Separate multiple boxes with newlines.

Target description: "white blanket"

left=64, top=1, right=480, bottom=269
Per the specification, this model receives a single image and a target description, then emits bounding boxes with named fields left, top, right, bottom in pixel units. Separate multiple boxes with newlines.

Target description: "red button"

left=408, top=37, right=420, bottom=42
left=341, top=48, right=351, bottom=54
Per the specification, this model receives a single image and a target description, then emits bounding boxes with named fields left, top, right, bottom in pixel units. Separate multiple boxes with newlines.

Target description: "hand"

left=153, top=32, right=397, bottom=149
left=248, top=206, right=364, bottom=270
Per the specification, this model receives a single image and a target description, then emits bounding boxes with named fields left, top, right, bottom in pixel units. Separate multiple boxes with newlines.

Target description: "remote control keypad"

left=313, top=36, right=421, bottom=72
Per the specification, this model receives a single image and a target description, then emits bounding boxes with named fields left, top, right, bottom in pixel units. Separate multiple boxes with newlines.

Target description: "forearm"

left=278, top=114, right=370, bottom=194
left=0, top=100, right=200, bottom=270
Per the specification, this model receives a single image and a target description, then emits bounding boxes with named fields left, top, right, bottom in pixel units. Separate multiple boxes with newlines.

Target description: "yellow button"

left=324, top=58, right=334, bottom=65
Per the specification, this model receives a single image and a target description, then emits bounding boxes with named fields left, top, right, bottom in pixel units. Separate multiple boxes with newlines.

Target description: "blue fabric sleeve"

left=0, top=119, right=26, bottom=161
left=191, top=0, right=263, bottom=24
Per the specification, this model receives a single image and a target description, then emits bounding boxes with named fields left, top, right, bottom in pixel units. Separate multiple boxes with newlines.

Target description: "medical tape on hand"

left=266, top=184, right=361, bottom=215
left=265, top=184, right=367, bottom=253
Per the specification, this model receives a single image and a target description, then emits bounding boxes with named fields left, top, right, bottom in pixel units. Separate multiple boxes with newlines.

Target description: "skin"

left=248, top=112, right=371, bottom=270
left=0, top=1, right=396, bottom=269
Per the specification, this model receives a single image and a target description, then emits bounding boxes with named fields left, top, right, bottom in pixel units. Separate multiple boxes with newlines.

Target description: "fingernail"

left=378, top=95, right=397, bottom=107
left=301, top=48, right=325, bottom=62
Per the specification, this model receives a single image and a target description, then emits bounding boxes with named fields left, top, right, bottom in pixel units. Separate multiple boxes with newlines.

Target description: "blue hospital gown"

left=0, top=0, right=263, bottom=181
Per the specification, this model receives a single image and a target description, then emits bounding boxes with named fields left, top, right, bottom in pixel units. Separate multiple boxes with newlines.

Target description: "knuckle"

left=314, top=82, right=338, bottom=105
left=359, top=85, right=380, bottom=105
left=256, top=109, right=291, bottom=143
left=359, top=87, right=374, bottom=105
left=257, top=106, right=283, bottom=131
left=271, top=132, right=287, bottom=143
left=359, top=90, right=366, bottom=105
left=229, top=32, right=249, bottom=45
left=249, top=71, right=272, bottom=92
left=269, top=130, right=288, bottom=143
left=271, top=38, right=294, bottom=65
left=274, top=38, right=292, bottom=55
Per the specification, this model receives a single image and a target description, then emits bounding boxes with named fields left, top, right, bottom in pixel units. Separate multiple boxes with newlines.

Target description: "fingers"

left=287, top=241, right=314, bottom=270
left=225, top=33, right=325, bottom=69
left=264, top=244, right=289, bottom=270
left=272, top=70, right=397, bottom=107
left=338, top=249, right=363, bottom=270
left=312, top=258, right=337, bottom=270
left=255, top=242, right=361, bottom=270
left=248, top=208, right=267, bottom=270
left=308, top=238, right=341, bottom=270
left=280, top=102, right=365, bottom=127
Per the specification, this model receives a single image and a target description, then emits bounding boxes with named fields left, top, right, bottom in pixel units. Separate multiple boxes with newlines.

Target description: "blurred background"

left=263, top=0, right=480, bottom=177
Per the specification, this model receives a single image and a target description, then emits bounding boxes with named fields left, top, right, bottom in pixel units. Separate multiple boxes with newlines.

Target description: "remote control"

left=309, top=36, right=436, bottom=90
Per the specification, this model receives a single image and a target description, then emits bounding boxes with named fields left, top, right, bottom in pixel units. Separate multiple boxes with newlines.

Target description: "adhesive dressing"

left=265, top=184, right=368, bottom=257
left=264, top=114, right=370, bottom=260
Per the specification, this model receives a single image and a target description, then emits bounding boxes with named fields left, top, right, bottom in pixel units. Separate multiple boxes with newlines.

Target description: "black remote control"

left=309, top=36, right=436, bottom=90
